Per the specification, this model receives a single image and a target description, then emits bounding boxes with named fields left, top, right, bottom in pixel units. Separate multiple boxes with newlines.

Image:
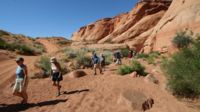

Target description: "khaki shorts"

left=13, top=78, right=28, bottom=93
left=94, top=63, right=101, bottom=69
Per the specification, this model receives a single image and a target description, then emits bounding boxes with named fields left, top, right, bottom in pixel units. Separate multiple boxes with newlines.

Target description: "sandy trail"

left=0, top=59, right=199, bottom=112
left=36, top=39, right=59, bottom=54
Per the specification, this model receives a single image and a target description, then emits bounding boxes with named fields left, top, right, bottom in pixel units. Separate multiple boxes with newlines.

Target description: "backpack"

left=116, top=52, right=121, bottom=59
left=92, top=54, right=100, bottom=64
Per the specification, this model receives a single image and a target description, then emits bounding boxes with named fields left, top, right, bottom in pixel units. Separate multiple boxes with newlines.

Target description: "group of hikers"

left=12, top=49, right=136, bottom=104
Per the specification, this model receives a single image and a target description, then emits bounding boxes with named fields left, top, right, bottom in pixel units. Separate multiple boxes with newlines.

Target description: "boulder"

left=129, top=72, right=138, bottom=78
left=117, top=89, right=154, bottom=112
left=68, top=70, right=87, bottom=78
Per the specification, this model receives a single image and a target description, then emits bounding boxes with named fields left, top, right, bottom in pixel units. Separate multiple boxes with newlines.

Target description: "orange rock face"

left=143, top=0, right=200, bottom=53
left=72, top=0, right=200, bottom=53
left=72, top=0, right=171, bottom=46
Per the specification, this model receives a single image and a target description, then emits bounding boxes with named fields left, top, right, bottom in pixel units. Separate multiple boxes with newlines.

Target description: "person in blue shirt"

left=91, top=51, right=102, bottom=75
left=12, top=57, right=28, bottom=104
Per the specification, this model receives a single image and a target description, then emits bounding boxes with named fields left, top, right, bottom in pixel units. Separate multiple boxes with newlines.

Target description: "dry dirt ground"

left=0, top=40, right=199, bottom=112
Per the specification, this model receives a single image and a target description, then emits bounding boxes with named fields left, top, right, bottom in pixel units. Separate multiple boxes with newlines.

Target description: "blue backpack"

left=92, top=54, right=99, bottom=64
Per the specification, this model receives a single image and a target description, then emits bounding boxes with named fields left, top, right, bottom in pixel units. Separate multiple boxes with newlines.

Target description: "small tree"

left=172, top=31, right=192, bottom=49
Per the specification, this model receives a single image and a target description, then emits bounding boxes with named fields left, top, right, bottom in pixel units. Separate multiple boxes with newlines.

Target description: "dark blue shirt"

left=16, top=64, right=26, bottom=78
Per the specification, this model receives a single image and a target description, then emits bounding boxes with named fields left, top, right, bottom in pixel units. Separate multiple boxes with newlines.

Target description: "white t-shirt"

left=51, top=63, right=59, bottom=73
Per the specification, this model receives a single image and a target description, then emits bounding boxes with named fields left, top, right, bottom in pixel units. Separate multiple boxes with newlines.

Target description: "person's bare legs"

left=21, top=91, right=28, bottom=103
left=13, top=91, right=27, bottom=104
left=99, top=64, right=103, bottom=74
left=93, top=64, right=97, bottom=75
left=13, top=91, right=23, bottom=97
left=52, top=81, right=56, bottom=86
left=56, top=81, right=61, bottom=96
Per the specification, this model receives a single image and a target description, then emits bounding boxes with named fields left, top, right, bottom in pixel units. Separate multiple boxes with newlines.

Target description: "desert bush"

left=33, top=42, right=46, bottom=54
left=121, top=48, right=129, bottom=57
left=136, top=53, right=149, bottom=59
left=0, top=38, right=36, bottom=55
left=0, top=38, right=8, bottom=49
left=57, top=40, right=71, bottom=45
left=136, top=52, right=160, bottom=64
left=75, top=54, right=92, bottom=68
left=118, top=60, right=146, bottom=76
left=162, top=40, right=200, bottom=98
left=16, top=45, right=34, bottom=55
left=38, top=55, right=51, bottom=75
left=65, top=48, right=77, bottom=59
left=172, top=31, right=193, bottom=49
left=131, top=60, right=147, bottom=76
left=118, top=65, right=133, bottom=75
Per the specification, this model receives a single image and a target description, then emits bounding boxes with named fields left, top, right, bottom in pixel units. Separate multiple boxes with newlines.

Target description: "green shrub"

left=162, top=40, right=200, bottom=98
left=0, top=38, right=8, bottom=49
left=121, top=48, right=129, bottom=57
left=75, top=55, right=91, bottom=68
left=33, top=42, right=46, bottom=54
left=118, top=65, right=133, bottom=75
left=136, top=53, right=149, bottom=59
left=64, top=48, right=77, bottom=59
left=38, top=55, right=51, bottom=74
left=57, top=40, right=71, bottom=45
left=0, top=38, right=35, bottom=55
left=136, top=52, right=160, bottom=64
left=172, top=31, right=192, bottom=49
left=75, top=50, right=92, bottom=68
left=17, top=45, right=34, bottom=55
left=131, top=60, right=147, bottom=76
left=118, top=60, right=146, bottom=76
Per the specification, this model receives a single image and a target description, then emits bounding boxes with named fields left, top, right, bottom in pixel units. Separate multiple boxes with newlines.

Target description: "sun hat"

left=50, top=57, right=57, bottom=63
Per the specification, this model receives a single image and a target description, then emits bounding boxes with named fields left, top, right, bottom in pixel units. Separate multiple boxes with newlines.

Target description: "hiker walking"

left=113, top=50, right=122, bottom=65
left=100, top=53, right=106, bottom=71
left=50, top=57, right=63, bottom=96
left=12, top=57, right=28, bottom=104
left=91, top=51, right=102, bottom=75
left=128, top=50, right=133, bottom=59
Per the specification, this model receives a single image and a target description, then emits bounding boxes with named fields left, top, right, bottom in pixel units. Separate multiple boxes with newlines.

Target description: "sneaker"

left=20, top=99, right=27, bottom=104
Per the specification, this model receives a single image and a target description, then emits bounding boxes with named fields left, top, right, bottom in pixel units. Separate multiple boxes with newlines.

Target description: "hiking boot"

left=20, top=99, right=27, bottom=104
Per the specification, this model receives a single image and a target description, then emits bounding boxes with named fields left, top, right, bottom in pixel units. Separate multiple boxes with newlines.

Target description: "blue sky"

left=0, top=0, right=137, bottom=38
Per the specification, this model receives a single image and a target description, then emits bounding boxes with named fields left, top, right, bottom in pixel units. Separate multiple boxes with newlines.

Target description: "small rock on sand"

left=68, top=70, right=87, bottom=78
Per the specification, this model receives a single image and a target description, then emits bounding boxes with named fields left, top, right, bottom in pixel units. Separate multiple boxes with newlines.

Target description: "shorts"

left=13, top=78, right=28, bottom=93
left=94, top=63, right=102, bottom=69
left=52, top=72, right=63, bottom=82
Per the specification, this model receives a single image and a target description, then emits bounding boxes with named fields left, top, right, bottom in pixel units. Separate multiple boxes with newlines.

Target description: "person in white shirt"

left=50, top=57, right=63, bottom=96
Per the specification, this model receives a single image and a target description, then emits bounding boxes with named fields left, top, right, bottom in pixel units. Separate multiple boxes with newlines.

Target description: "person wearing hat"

left=12, top=57, right=28, bottom=104
left=50, top=57, right=63, bottom=96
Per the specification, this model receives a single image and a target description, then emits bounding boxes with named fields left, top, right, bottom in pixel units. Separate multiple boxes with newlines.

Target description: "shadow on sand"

left=0, top=99, right=67, bottom=112
left=62, top=89, right=90, bottom=95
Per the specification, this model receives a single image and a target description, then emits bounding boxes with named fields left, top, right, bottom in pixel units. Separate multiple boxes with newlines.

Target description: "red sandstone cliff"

left=72, top=0, right=171, bottom=45
left=71, top=0, right=200, bottom=53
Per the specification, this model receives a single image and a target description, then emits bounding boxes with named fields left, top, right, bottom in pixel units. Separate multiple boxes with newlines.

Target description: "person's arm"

left=22, top=65, right=28, bottom=86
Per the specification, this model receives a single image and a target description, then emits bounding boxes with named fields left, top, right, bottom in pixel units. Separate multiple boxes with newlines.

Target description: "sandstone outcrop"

left=72, top=0, right=200, bottom=53
left=72, top=0, right=171, bottom=52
